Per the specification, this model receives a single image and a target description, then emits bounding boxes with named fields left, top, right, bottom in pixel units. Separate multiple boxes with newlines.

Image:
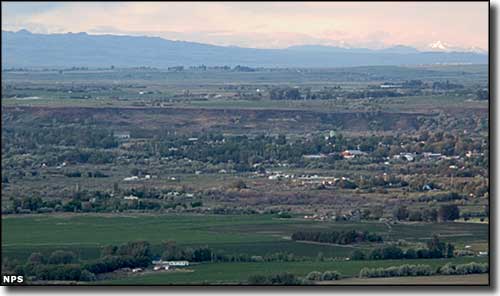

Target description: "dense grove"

left=291, top=230, right=383, bottom=245
left=351, top=235, right=455, bottom=260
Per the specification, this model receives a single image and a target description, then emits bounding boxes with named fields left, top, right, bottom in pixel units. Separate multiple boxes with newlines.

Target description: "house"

left=166, top=261, right=189, bottom=267
left=303, top=154, right=327, bottom=159
left=123, top=176, right=139, bottom=181
left=124, top=195, right=139, bottom=200
left=423, top=152, right=442, bottom=159
left=114, top=131, right=131, bottom=139
left=422, top=184, right=434, bottom=191
left=341, top=150, right=367, bottom=159
left=394, top=153, right=416, bottom=161
left=380, top=84, right=401, bottom=88
left=154, top=265, right=170, bottom=271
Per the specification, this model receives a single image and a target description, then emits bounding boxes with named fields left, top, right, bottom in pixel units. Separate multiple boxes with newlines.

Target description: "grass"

left=2, top=214, right=488, bottom=263
left=99, top=257, right=489, bottom=285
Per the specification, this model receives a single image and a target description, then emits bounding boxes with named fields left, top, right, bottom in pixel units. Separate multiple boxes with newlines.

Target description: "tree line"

left=291, top=230, right=383, bottom=245
left=359, top=261, right=488, bottom=278
left=351, top=235, right=454, bottom=260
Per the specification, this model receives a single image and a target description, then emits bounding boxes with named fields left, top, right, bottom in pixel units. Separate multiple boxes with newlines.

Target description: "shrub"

left=359, top=264, right=433, bottom=278
left=306, top=271, right=322, bottom=281
left=248, top=272, right=303, bottom=285
left=27, top=252, right=45, bottom=264
left=321, top=270, right=341, bottom=281
left=382, top=245, right=404, bottom=259
left=79, top=269, right=97, bottom=281
left=404, top=248, right=417, bottom=259
left=48, top=250, right=76, bottom=265
left=439, top=262, right=488, bottom=275
left=248, top=275, right=268, bottom=285
left=350, top=250, right=366, bottom=260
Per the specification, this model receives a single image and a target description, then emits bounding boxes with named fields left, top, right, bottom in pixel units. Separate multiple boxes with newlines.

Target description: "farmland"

left=1, top=65, right=489, bottom=285
left=1, top=213, right=489, bottom=285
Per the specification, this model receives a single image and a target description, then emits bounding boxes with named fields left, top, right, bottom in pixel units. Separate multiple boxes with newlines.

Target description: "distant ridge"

left=1, top=30, right=488, bottom=68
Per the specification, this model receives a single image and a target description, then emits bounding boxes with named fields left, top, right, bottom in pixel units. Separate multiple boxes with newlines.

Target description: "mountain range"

left=1, top=30, right=488, bottom=68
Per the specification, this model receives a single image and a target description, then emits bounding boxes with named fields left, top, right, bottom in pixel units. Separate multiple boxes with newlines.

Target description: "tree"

left=230, top=180, right=247, bottom=190
left=408, top=210, right=422, bottom=221
left=321, top=270, right=341, bottom=281
left=27, top=252, right=45, bottom=264
left=371, top=205, right=384, bottom=220
left=79, top=269, right=97, bottom=281
left=369, top=248, right=384, bottom=260
left=438, top=204, right=460, bottom=222
left=351, top=250, right=366, bottom=260
left=48, top=250, right=76, bottom=264
left=422, top=208, right=438, bottom=222
left=476, top=89, right=489, bottom=100
left=382, top=245, right=404, bottom=259
left=392, top=205, right=409, bottom=221
left=306, top=271, right=322, bottom=281
left=404, top=248, right=417, bottom=259
left=427, top=235, right=448, bottom=258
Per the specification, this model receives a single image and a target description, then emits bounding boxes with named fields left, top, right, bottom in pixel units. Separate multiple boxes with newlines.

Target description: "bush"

left=438, top=204, right=460, bottom=221
left=65, top=171, right=82, bottom=178
left=382, top=245, right=404, bottom=259
left=351, top=250, right=366, bottom=260
left=404, top=248, right=417, bottom=259
left=306, top=271, right=322, bottom=281
left=247, top=275, right=268, bottom=285
left=248, top=272, right=303, bottom=285
left=359, top=264, right=434, bottom=278
left=79, top=269, right=97, bottom=281
left=321, top=270, right=341, bottom=281
left=27, top=252, right=45, bottom=264
left=439, top=262, right=488, bottom=275
left=48, top=250, right=76, bottom=265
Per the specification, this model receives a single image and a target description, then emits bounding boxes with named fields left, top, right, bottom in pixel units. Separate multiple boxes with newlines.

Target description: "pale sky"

left=1, top=1, right=489, bottom=50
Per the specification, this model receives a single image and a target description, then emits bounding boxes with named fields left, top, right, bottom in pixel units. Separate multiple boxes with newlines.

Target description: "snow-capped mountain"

left=426, top=41, right=487, bottom=53
left=1, top=30, right=488, bottom=68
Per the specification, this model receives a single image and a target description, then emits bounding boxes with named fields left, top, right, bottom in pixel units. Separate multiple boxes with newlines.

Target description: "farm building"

left=152, top=260, right=190, bottom=271
left=393, top=152, right=416, bottom=161
left=123, top=176, right=139, bottom=181
left=303, top=154, right=327, bottom=159
left=114, top=131, right=131, bottom=139
left=124, top=195, right=139, bottom=200
left=341, top=149, right=367, bottom=159
left=423, top=152, right=442, bottom=159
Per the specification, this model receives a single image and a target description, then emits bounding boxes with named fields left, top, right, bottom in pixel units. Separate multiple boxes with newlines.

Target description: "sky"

left=1, top=1, right=489, bottom=51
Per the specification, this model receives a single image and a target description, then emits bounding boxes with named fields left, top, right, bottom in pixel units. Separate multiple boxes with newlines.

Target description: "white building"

left=123, top=176, right=139, bottom=181
left=114, top=131, right=131, bottom=139
left=152, top=260, right=189, bottom=270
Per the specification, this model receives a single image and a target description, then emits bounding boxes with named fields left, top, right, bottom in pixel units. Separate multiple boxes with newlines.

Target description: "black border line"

left=0, top=0, right=493, bottom=289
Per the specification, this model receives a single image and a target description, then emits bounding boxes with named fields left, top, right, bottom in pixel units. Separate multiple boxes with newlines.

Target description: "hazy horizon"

left=2, top=2, right=489, bottom=51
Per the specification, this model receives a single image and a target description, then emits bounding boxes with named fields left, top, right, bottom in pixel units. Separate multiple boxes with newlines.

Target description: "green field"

left=2, top=213, right=489, bottom=278
left=100, top=257, right=488, bottom=285
left=2, top=214, right=372, bottom=261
